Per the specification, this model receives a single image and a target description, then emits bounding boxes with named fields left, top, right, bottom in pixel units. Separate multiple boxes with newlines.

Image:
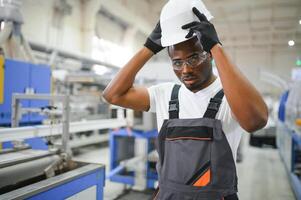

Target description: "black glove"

left=182, top=7, right=221, bottom=53
left=144, top=21, right=164, bottom=54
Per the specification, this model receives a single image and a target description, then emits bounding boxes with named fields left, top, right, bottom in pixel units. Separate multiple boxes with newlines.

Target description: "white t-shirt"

left=147, top=77, right=243, bottom=161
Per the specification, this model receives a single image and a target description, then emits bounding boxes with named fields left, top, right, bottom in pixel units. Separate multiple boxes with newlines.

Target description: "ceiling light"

left=92, top=65, right=110, bottom=76
left=0, top=21, right=4, bottom=30
left=299, top=19, right=301, bottom=25
left=288, top=40, right=295, bottom=47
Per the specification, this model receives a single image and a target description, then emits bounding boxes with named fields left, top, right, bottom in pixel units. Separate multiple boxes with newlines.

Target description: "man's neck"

left=191, top=74, right=217, bottom=93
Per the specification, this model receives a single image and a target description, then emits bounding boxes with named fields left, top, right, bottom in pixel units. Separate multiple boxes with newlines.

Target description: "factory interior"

left=0, top=0, right=301, bottom=199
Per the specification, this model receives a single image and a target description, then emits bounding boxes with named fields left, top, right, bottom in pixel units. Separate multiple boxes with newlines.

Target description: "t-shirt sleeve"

left=147, top=85, right=158, bottom=113
left=219, top=98, right=244, bottom=134
left=218, top=99, right=244, bottom=155
left=147, top=82, right=175, bottom=113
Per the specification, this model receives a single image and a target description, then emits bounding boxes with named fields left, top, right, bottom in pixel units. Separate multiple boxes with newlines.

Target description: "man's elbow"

left=243, top=113, right=268, bottom=133
left=102, top=89, right=116, bottom=105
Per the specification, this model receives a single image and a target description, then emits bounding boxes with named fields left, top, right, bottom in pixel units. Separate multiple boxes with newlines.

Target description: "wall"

left=21, top=0, right=83, bottom=53
left=20, top=0, right=147, bottom=60
left=230, top=46, right=300, bottom=94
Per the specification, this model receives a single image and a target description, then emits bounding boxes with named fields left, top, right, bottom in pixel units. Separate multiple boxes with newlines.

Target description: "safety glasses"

left=172, top=51, right=208, bottom=71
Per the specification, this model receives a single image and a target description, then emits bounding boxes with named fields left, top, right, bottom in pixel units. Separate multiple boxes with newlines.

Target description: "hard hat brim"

left=161, top=31, right=196, bottom=47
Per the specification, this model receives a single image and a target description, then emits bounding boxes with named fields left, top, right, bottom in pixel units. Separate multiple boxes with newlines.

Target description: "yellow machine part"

left=0, top=55, right=4, bottom=104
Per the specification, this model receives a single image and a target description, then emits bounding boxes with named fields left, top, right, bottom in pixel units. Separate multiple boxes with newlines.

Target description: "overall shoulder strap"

left=203, top=89, right=224, bottom=119
left=169, top=84, right=181, bottom=119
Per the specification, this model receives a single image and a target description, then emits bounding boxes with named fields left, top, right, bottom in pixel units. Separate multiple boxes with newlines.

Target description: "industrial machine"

left=0, top=59, right=51, bottom=125
left=285, top=81, right=301, bottom=133
left=277, top=81, right=301, bottom=200
left=0, top=148, right=105, bottom=200
left=0, top=93, right=106, bottom=200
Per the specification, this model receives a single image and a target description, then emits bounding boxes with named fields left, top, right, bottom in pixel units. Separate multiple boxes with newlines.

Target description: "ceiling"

left=104, top=0, right=301, bottom=50
left=205, top=0, right=301, bottom=49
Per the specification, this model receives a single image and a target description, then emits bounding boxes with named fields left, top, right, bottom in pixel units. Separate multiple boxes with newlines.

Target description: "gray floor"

left=237, top=145, right=295, bottom=200
left=74, top=137, right=296, bottom=200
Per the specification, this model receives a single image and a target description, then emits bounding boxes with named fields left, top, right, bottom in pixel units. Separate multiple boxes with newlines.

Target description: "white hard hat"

left=160, top=0, right=213, bottom=47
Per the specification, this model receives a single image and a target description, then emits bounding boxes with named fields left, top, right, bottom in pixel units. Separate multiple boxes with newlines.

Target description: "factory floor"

left=74, top=135, right=296, bottom=200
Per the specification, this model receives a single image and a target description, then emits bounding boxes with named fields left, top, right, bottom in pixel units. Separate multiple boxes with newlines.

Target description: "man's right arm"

left=103, top=21, right=164, bottom=112
left=103, top=47, right=153, bottom=112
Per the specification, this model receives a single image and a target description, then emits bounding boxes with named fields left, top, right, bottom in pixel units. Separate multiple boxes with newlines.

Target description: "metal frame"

left=108, top=128, right=158, bottom=189
left=11, top=94, right=70, bottom=153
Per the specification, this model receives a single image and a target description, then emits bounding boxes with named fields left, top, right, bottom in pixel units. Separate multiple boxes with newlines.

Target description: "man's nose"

left=182, top=62, right=193, bottom=73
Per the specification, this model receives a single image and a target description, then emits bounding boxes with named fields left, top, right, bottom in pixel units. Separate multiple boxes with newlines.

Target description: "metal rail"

left=0, top=118, right=126, bottom=142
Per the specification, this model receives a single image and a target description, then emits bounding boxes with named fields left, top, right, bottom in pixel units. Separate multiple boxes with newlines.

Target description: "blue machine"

left=108, top=128, right=158, bottom=189
left=278, top=121, right=301, bottom=200
left=2, top=137, right=49, bottom=150
left=278, top=91, right=289, bottom=122
left=277, top=90, right=301, bottom=200
left=0, top=59, right=51, bottom=125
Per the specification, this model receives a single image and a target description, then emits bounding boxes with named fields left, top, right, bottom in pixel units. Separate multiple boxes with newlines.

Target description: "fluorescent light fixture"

left=92, top=64, right=110, bottom=76
left=288, top=40, right=295, bottom=47
left=0, top=21, right=4, bottom=30
left=299, top=19, right=301, bottom=25
left=91, top=36, right=133, bottom=68
left=52, top=69, right=68, bottom=81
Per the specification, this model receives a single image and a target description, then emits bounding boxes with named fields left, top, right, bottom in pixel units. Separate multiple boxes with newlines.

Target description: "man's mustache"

left=182, top=75, right=196, bottom=80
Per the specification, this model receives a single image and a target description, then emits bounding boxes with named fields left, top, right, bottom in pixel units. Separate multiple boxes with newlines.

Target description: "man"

left=104, top=7, right=268, bottom=200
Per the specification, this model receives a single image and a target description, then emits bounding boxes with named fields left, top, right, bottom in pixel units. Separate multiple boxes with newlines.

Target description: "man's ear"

left=208, top=53, right=213, bottom=61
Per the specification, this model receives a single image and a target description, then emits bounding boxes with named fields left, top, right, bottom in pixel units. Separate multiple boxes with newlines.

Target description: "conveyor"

left=0, top=148, right=61, bottom=193
left=0, top=147, right=105, bottom=200
left=0, top=94, right=106, bottom=199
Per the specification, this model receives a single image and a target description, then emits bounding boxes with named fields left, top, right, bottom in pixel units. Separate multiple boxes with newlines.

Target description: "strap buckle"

left=210, top=98, right=222, bottom=104
left=207, top=98, right=222, bottom=111
left=169, top=100, right=179, bottom=112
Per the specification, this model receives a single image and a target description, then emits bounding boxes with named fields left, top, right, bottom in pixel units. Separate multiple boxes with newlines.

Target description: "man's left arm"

left=182, top=7, right=268, bottom=132
left=211, top=44, right=268, bottom=133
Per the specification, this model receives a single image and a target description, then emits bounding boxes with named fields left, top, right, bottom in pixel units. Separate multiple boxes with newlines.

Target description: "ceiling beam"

left=100, top=0, right=153, bottom=35
left=206, top=0, right=301, bottom=10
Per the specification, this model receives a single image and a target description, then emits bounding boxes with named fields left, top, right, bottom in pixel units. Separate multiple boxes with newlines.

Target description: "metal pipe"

left=61, top=95, right=70, bottom=154
left=48, top=50, right=58, bottom=66
left=29, top=41, right=120, bottom=70
left=106, top=165, right=125, bottom=179
left=20, top=33, right=37, bottom=63
left=0, top=21, right=13, bottom=46
left=0, top=155, right=61, bottom=189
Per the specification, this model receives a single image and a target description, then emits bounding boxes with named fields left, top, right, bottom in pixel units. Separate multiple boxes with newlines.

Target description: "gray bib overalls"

left=154, top=85, right=238, bottom=200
